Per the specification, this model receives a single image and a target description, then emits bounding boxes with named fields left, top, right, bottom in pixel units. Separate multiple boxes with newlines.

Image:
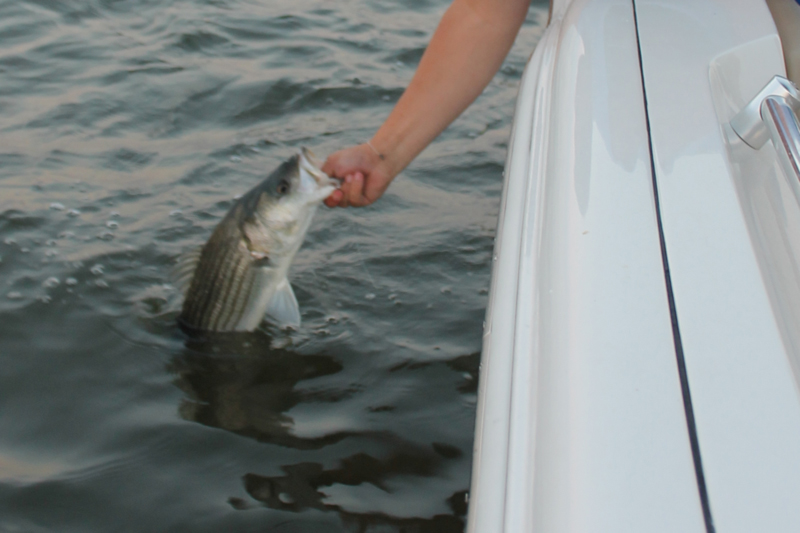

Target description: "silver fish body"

left=177, top=148, right=336, bottom=332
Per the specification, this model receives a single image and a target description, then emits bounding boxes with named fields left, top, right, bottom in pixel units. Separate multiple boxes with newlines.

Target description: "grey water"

left=0, top=1, right=545, bottom=531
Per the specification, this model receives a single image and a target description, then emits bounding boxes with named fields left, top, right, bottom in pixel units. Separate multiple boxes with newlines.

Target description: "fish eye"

left=277, top=180, right=289, bottom=195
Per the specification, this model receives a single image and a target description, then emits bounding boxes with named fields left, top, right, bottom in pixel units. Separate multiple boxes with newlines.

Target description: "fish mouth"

left=300, top=147, right=337, bottom=189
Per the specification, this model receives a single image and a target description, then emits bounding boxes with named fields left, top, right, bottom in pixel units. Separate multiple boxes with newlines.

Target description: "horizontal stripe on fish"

left=185, top=241, right=229, bottom=328
left=181, top=233, right=234, bottom=329
left=207, top=243, right=241, bottom=330
left=213, top=249, right=252, bottom=331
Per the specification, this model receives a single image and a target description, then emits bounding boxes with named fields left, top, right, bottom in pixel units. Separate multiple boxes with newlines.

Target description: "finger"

left=321, top=153, right=339, bottom=177
left=324, top=189, right=344, bottom=208
left=361, top=173, right=388, bottom=206
left=337, top=173, right=356, bottom=207
left=344, top=172, right=366, bottom=207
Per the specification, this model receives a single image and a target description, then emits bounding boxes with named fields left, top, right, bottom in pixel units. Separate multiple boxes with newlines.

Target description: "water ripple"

left=0, top=0, right=548, bottom=530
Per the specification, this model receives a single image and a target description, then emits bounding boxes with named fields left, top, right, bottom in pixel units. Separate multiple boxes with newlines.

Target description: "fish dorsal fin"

left=265, top=277, right=301, bottom=327
left=172, top=245, right=203, bottom=295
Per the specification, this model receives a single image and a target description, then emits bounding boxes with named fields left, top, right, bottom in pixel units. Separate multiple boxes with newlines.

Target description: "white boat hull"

left=468, top=1, right=800, bottom=531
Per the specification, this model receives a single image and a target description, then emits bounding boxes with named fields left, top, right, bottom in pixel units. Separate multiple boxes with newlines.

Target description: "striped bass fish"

left=177, top=148, right=337, bottom=332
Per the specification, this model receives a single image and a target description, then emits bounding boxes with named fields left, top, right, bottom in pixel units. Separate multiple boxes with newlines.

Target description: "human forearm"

left=371, top=0, right=530, bottom=177
left=322, top=0, right=530, bottom=208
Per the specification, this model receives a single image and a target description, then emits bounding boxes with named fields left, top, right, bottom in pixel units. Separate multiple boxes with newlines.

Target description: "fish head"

left=298, top=147, right=338, bottom=201
left=245, top=148, right=338, bottom=240
left=253, top=148, right=337, bottom=214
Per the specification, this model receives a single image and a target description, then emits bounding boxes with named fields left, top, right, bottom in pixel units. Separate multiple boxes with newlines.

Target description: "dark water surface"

left=0, top=1, right=545, bottom=531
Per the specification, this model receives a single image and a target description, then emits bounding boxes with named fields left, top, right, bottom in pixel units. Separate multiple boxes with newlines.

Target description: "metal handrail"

left=761, top=95, right=800, bottom=183
left=731, top=76, right=800, bottom=185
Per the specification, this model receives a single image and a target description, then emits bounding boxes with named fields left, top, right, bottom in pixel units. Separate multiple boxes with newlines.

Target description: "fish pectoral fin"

left=264, top=277, right=301, bottom=327
left=249, top=250, right=272, bottom=267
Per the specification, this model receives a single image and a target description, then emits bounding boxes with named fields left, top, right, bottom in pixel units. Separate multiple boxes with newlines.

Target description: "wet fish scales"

left=214, top=251, right=250, bottom=330
left=207, top=243, right=242, bottom=329
left=216, top=250, right=255, bottom=331
left=185, top=234, right=249, bottom=330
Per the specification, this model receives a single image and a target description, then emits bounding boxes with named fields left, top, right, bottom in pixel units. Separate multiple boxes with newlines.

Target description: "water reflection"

left=171, top=329, right=473, bottom=530
left=171, top=330, right=349, bottom=449
left=239, top=454, right=467, bottom=533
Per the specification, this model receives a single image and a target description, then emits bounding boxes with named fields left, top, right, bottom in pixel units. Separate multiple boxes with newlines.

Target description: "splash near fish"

left=176, top=148, right=337, bottom=332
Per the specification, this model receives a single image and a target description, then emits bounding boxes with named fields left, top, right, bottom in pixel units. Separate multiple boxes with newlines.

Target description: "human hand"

left=322, top=143, right=395, bottom=208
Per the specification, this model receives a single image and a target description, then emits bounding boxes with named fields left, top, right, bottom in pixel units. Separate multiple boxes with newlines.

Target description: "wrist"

left=365, top=140, right=385, bottom=161
left=366, top=136, right=404, bottom=179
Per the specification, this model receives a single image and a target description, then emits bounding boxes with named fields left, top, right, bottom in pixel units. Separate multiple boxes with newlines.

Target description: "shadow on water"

left=171, top=330, right=350, bottom=449
left=170, top=328, right=473, bottom=532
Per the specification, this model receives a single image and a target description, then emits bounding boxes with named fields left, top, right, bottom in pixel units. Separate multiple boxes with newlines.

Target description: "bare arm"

left=323, top=0, right=531, bottom=207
